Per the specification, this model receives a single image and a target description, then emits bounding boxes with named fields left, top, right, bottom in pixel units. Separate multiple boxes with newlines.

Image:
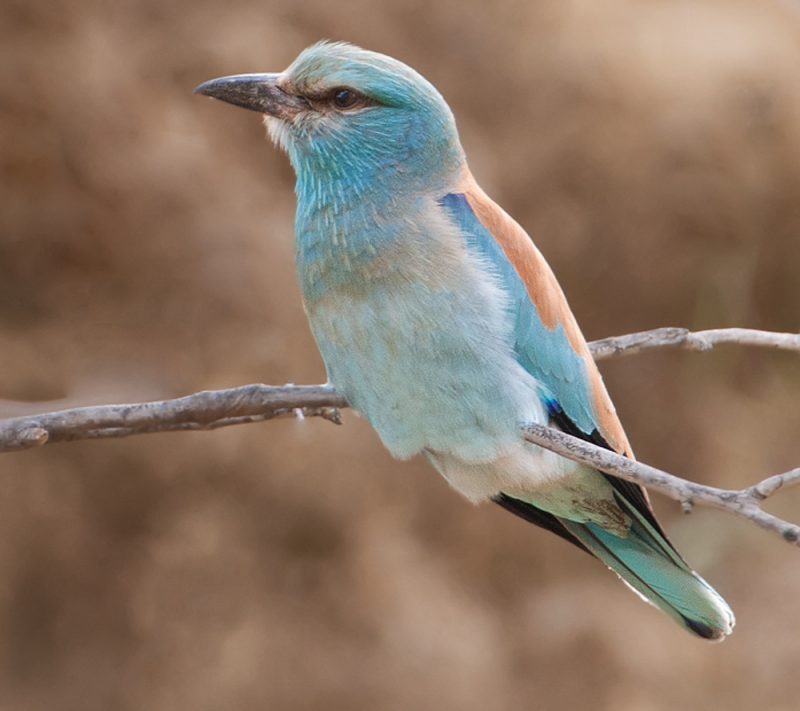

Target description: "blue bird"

left=195, top=42, right=734, bottom=640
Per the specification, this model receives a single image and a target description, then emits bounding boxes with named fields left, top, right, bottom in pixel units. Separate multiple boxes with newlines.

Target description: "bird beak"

left=193, top=73, right=308, bottom=119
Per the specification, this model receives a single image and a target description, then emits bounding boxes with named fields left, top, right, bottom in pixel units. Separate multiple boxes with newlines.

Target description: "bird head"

left=195, top=42, right=466, bottom=197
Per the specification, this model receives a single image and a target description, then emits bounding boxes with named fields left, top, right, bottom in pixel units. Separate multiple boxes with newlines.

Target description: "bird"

left=195, top=41, right=735, bottom=640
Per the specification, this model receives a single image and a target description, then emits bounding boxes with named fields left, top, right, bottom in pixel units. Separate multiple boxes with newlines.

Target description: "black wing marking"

left=546, top=401, right=673, bottom=544
left=493, top=492, right=591, bottom=555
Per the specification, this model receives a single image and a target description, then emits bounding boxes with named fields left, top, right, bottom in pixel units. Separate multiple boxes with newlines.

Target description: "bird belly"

left=307, top=284, right=542, bottom=457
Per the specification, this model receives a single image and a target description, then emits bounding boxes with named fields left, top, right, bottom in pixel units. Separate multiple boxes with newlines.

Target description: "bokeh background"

left=2, top=0, right=800, bottom=708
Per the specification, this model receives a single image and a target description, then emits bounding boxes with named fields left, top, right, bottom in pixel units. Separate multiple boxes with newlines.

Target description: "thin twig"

left=589, top=326, right=800, bottom=360
left=521, top=424, right=800, bottom=545
left=1, top=326, right=798, bottom=545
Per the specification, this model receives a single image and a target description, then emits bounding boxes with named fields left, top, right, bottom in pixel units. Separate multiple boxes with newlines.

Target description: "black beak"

left=193, top=73, right=308, bottom=118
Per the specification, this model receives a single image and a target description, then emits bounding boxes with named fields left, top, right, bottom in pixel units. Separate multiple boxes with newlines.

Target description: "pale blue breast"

left=298, top=198, right=547, bottom=462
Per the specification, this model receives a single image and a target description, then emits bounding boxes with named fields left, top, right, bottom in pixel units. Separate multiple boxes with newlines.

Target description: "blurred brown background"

left=2, top=0, right=800, bottom=709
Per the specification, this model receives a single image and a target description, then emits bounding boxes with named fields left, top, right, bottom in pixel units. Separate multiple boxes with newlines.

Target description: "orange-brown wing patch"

left=457, top=170, right=632, bottom=457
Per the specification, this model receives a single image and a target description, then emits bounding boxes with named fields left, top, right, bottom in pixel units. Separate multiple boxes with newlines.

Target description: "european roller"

left=196, top=42, right=734, bottom=640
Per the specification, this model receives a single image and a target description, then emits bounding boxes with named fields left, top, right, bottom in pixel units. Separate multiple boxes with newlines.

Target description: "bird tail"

left=559, top=506, right=735, bottom=641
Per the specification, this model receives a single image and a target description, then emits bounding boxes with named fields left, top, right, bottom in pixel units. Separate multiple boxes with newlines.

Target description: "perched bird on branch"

left=195, top=42, right=734, bottom=640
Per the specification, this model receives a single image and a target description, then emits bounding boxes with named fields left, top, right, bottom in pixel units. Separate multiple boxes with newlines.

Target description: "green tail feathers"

left=560, top=513, right=735, bottom=641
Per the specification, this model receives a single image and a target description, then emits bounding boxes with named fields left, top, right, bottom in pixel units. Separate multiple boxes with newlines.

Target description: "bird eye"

left=332, top=88, right=359, bottom=110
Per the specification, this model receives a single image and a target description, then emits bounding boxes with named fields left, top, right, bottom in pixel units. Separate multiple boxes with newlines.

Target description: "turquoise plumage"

left=195, top=42, right=734, bottom=640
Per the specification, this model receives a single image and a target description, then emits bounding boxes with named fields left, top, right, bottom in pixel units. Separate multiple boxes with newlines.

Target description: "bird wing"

left=440, top=171, right=666, bottom=536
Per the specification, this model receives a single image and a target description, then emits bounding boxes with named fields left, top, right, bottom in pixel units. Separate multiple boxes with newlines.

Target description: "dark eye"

left=332, top=88, right=359, bottom=109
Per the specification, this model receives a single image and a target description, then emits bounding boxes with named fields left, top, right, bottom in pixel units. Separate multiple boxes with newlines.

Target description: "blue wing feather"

left=439, top=192, right=599, bottom=435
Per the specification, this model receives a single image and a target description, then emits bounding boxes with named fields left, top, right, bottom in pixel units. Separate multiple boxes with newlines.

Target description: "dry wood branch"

left=1, top=326, right=798, bottom=544
left=0, top=384, right=346, bottom=452
left=589, top=327, right=800, bottom=360
left=522, top=424, right=800, bottom=545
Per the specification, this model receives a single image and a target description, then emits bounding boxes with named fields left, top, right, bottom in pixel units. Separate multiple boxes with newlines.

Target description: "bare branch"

left=521, top=424, right=800, bottom=545
left=589, top=327, right=800, bottom=360
left=1, top=326, right=798, bottom=545
left=0, top=384, right=345, bottom=453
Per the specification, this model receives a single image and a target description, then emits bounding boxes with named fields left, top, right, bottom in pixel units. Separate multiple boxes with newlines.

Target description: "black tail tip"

left=683, top=617, right=730, bottom=642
